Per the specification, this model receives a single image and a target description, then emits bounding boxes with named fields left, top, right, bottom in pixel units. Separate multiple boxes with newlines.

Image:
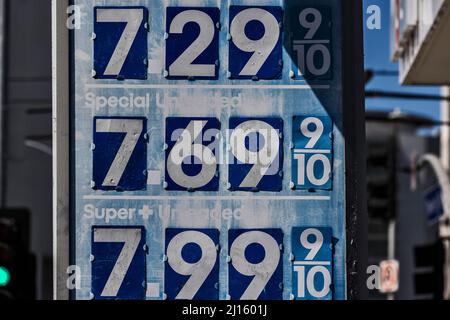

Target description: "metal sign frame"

left=52, top=0, right=366, bottom=300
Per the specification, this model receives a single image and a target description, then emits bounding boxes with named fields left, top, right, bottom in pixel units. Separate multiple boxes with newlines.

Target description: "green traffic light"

left=0, top=266, right=11, bottom=287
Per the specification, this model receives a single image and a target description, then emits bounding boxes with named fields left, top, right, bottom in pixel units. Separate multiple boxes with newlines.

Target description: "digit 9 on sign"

left=228, top=229, right=283, bottom=300
left=165, top=229, right=219, bottom=300
left=228, top=118, right=283, bottom=192
left=228, top=6, right=283, bottom=80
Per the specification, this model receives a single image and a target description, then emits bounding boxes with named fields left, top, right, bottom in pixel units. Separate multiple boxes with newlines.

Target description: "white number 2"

left=96, top=118, right=144, bottom=187
left=168, top=10, right=216, bottom=77
left=230, top=8, right=280, bottom=76
left=96, top=8, right=144, bottom=76
left=230, top=231, right=281, bottom=300
left=167, top=231, right=217, bottom=300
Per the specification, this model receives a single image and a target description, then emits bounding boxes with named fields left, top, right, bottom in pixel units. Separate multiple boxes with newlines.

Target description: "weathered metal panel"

left=70, top=0, right=346, bottom=300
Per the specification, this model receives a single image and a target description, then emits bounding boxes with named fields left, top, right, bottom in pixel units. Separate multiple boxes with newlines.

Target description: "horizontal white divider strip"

left=85, top=84, right=331, bottom=90
left=83, top=195, right=331, bottom=201
left=293, top=40, right=331, bottom=44
left=294, top=149, right=332, bottom=154
left=294, top=261, right=332, bottom=265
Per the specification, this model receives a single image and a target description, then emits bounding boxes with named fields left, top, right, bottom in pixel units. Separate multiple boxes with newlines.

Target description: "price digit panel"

left=228, top=6, right=283, bottom=80
left=91, top=226, right=147, bottom=300
left=288, top=6, right=332, bottom=80
left=93, top=7, right=149, bottom=80
left=92, top=117, right=148, bottom=191
left=228, top=118, right=284, bottom=192
left=292, top=116, right=333, bottom=191
left=165, top=7, right=220, bottom=80
left=292, top=227, right=333, bottom=300
left=228, top=229, right=284, bottom=300
left=165, top=229, right=220, bottom=300
left=165, top=117, right=221, bottom=192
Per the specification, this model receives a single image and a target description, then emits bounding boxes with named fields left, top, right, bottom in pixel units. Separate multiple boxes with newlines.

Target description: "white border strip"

left=294, top=149, right=332, bottom=154
left=85, top=84, right=331, bottom=90
left=294, top=261, right=332, bottom=266
left=83, top=195, right=331, bottom=201
left=52, top=0, right=70, bottom=300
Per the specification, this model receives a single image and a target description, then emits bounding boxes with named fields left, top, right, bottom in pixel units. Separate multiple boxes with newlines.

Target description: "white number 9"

left=230, top=120, right=280, bottom=188
left=301, top=117, right=324, bottom=149
left=230, top=8, right=280, bottom=76
left=299, top=8, right=322, bottom=39
left=230, top=231, right=281, bottom=300
left=300, top=228, right=324, bottom=261
left=167, top=231, right=217, bottom=300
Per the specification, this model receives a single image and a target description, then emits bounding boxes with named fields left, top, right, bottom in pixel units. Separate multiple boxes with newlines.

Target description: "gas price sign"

left=63, top=0, right=353, bottom=301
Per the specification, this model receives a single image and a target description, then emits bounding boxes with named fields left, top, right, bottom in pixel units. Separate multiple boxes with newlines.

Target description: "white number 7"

left=93, top=228, right=142, bottom=297
left=96, top=8, right=144, bottom=76
left=96, top=118, right=144, bottom=187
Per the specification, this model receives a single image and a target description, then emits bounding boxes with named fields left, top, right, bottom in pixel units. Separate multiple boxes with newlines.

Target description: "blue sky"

left=363, top=0, right=441, bottom=120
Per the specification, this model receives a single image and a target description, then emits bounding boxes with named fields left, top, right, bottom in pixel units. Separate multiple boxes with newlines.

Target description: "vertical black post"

left=342, top=0, right=368, bottom=300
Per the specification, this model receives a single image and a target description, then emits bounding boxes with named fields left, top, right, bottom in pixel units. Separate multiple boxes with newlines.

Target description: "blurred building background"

left=366, top=111, right=443, bottom=299
left=363, top=0, right=450, bottom=299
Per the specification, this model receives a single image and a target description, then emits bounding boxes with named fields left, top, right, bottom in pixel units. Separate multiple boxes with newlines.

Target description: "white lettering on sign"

left=83, top=204, right=136, bottom=223
left=86, top=92, right=151, bottom=111
left=155, top=93, right=243, bottom=110
left=83, top=204, right=243, bottom=225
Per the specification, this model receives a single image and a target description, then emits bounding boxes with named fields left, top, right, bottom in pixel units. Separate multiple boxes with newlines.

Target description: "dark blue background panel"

left=165, top=117, right=220, bottom=191
left=91, top=226, right=146, bottom=300
left=229, top=118, right=283, bottom=192
left=94, top=6, right=148, bottom=80
left=166, top=7, right=220, bottom=80
left=292, top=116, right=333, bottom=190
left=228, top=229, right=283, bottom=300
left=165, top=229, right=220, bottom=300
left=229, top=6, right=283, bottom=80
left=93, top=117, right=147, bottom=191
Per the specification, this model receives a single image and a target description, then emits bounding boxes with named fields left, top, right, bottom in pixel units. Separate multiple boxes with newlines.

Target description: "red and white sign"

left=379, top=260, right=400, bottom=294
